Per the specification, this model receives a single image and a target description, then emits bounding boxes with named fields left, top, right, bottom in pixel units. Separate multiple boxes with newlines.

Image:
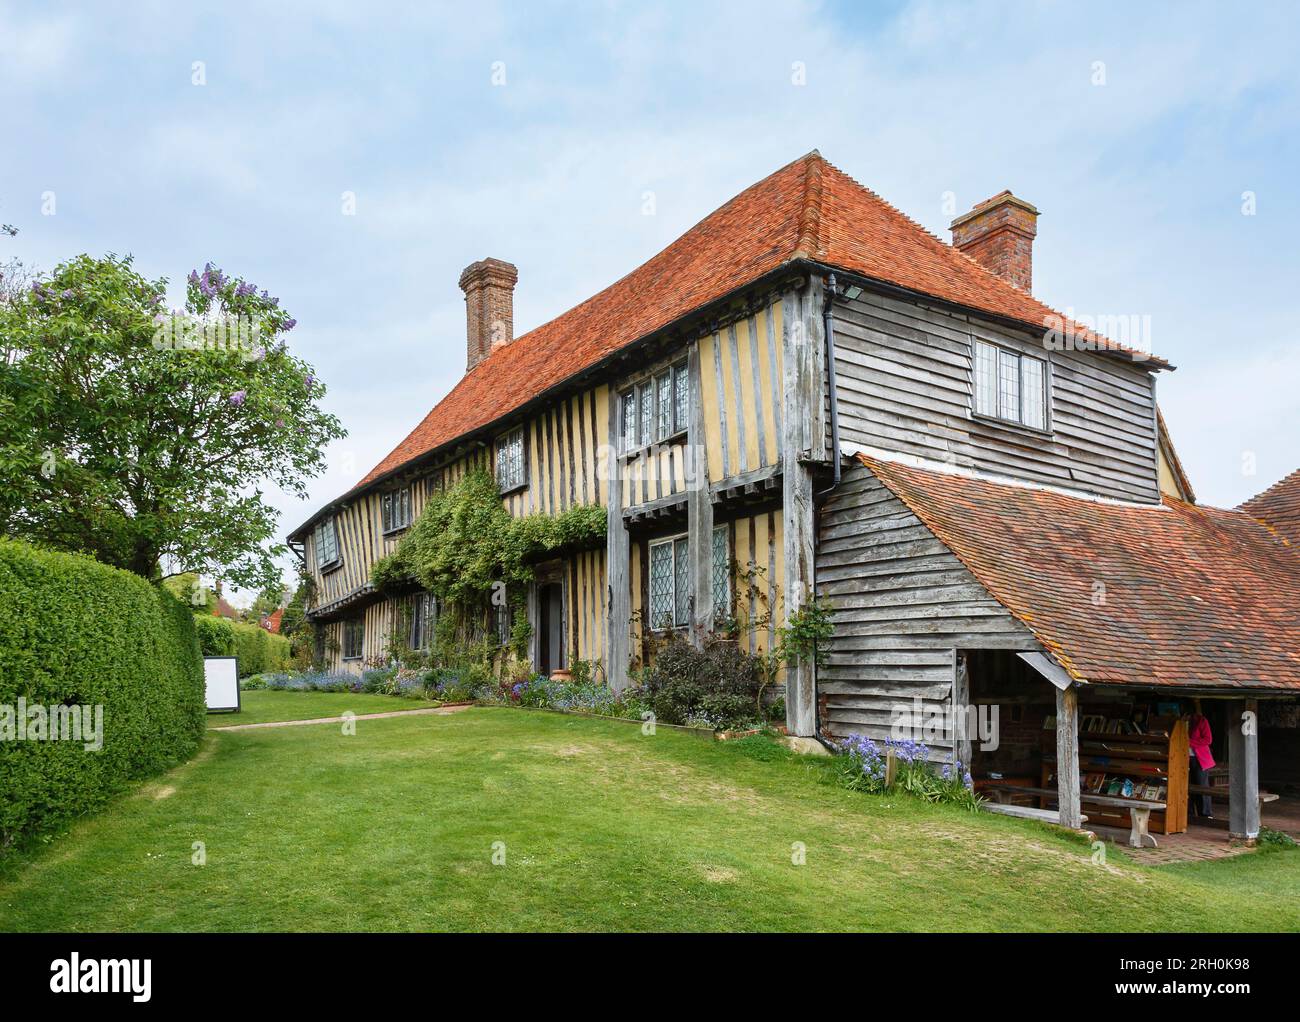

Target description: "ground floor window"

left=648, top=526, right=731, bottom=631
left=342, top=617, right=364, bottom=660
left=410, top=592, right=436, bottom=651
left=711, top=524, right=731, bottom=624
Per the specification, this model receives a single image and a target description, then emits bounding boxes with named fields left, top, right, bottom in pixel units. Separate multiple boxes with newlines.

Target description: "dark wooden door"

left=538, top=582, right=564, bottom=676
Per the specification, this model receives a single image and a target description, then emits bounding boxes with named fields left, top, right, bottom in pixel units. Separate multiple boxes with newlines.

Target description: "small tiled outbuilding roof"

left=857, top=453, right=1300, bottom=692
left=294, top=152, right=1166, bottom=537
left=261, top=608, right=284, bottom=634
left=1241, top=468, right=1300, bottom=548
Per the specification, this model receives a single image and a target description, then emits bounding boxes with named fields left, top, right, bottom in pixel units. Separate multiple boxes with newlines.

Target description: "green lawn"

left=2, top=702, right=1297, bottom=931
left=208, top=689, right=445, bottom=727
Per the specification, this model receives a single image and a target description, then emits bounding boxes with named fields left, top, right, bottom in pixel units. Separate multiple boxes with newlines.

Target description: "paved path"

left=209, top=704, right=473, bottom=732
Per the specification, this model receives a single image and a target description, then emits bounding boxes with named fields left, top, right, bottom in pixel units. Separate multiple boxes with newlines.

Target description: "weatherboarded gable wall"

left=831, top=289, right=1160, bottom=504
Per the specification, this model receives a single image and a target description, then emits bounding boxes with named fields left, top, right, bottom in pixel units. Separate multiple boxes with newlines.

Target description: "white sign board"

left=204, top=656, right=241, bottom=713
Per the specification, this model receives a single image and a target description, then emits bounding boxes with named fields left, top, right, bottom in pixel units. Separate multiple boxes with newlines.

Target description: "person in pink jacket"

left=1186, top=700, right=1215, bottom=819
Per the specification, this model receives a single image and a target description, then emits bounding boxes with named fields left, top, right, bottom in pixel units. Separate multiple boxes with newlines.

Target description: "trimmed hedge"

left=0, top=539, right=206, bottom=852
left=193, top=613, right=290, bottom=678
left=194, top=614, right=236, bottom=657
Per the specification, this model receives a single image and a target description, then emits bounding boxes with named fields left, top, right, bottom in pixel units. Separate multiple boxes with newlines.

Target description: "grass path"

left=2, top=705, right=1297, bottom=931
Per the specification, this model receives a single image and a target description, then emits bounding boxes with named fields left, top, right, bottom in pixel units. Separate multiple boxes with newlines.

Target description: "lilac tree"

left=0, top=254, right=345, bottom=589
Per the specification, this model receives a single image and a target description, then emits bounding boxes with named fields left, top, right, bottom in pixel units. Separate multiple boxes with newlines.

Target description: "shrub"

left=361, top=666, right=396, bottom=694
left=0, top=539, right=205, bottom=853
left=643, top=636, right=765, bottom=730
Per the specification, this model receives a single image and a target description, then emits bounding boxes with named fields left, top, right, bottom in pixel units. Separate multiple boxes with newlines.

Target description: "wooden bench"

left=984, top=802, right=1086, bottom=824
left=1189, top=785, right=1279, bottom=805
left=988, top=785, right=1164, bottom=847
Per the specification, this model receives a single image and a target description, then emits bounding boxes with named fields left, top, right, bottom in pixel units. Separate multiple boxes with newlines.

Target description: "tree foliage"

left=0, top=254, right=345, bottom=590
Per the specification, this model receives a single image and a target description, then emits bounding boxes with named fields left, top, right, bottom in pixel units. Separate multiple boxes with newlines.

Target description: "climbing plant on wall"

left=371, top=468, right=606, bottom=657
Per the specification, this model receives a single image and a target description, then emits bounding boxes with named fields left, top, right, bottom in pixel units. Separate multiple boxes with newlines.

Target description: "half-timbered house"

left=289, top=152, right=1300, bottom=843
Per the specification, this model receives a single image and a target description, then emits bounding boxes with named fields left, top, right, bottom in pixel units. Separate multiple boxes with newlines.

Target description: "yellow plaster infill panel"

left=699, top=333, right=725, bottom=483
left=754, top=306, right=780, bottom=467
left=736, top=317, right=763, bottom=471
left=717, top=326, right=741, bottom=477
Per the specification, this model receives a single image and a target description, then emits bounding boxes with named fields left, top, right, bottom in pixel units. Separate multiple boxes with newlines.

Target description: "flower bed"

left=834, top=734, right=981, bottom=811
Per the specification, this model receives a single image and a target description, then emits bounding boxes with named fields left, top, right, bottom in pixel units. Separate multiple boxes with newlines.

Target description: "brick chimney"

left=458, top=258, right=518, bottom=371
left=950, top=192, right=1039, bottom=292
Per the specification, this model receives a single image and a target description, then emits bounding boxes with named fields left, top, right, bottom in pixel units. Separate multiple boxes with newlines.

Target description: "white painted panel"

left=204, top=656, right=240, bottom=713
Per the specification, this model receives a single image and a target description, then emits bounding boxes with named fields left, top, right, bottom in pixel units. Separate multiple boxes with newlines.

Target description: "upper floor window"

left=973, top=339, right=1047, bottom=431
left=315, top=517, right=340, bottom=570
left=342, top=617, right=364, bottom=660
left=496, top=427, right=526, bottom=492
left=381, top=487, right=412, bottom=534
left=622, top=361, right=688, bottom=453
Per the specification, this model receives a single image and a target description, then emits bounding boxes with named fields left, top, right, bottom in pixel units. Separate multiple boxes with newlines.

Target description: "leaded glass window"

left=711, top=525, right=730, bottom=624
left=973, top=339, right=1047, bottom=430
left=649, top=540, right=675, bottom=630
left=496, top=427, right=526, bottom=491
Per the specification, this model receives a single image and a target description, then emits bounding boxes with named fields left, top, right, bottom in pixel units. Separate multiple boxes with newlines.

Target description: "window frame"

left=409, top=592, right=435, bottom=651
left=495, top=426, right=527, bottom=494
left=342, top=617, right=364, bottom=661
left=381, top=486, right=412, bottom=535
left=620, top=360, right=689, bottom=455
left=314, top=516, right=341, bottom=573
left=710, top=524, right=732, bottom=626
left=971, top=339, right=1050, bottom=433
left=647, top=527, right=728, bottom=633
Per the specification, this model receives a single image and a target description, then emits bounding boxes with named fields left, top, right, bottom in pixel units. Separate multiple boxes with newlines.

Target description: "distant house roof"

left=213, top=596, right=241, bottom=621
left=260, top=608, right=284, bottom=634
left=1241, top=468, right=1300, bottom=548
left=857, top=453, right=1300, bottom=692
left=292, top=151, right=1167, bottom=538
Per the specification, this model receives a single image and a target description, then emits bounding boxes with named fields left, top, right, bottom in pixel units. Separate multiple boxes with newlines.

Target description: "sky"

left=3, top=0, right=1298, bottom=601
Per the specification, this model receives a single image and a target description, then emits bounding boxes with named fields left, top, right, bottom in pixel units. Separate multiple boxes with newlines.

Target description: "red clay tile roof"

left=1241, top=468, right=1300, bottom=547
left=261, top=607, right=284, bottom=634
left=857, top=453, right=1300, bottom=691
left=297, top=152, right=1168, bottom=535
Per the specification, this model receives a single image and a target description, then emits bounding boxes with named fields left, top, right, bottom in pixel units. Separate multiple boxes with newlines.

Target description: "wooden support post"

left=1229, top=698, right=1260, bottom=840
left=953, top=650, right=972, bottom=773
left=686, top=340, right=713, bottom=648
left=1055, top=683, right=1081, bottom=829
left=780, top=282, right=823, bottom=738
left=605, top=390, right=631, bottom=693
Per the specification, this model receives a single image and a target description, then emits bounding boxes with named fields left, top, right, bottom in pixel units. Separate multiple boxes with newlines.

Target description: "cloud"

left=5, top=0, right=1298, bottom=595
